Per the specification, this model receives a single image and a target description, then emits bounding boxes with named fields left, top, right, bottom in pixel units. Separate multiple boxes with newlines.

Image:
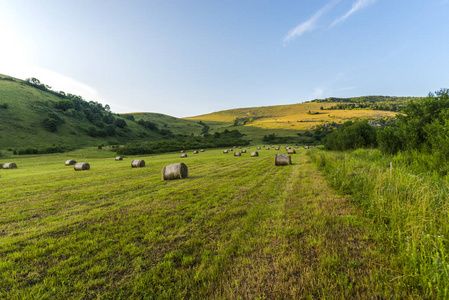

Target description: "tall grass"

left=309, top=148, right=449, bottom=298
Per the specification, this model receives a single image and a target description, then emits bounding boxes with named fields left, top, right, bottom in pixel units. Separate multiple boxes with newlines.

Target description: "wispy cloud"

left=284, top=0, right=340, bottom=43
left=330, top=0, right=377, bottom=28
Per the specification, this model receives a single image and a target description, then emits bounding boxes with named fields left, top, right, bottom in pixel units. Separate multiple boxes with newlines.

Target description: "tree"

left=233, top=119, right=238, bottom=126
left=43, top=118, right=58, bottom=132
left=324, top=121, right=377, bottom=150
left=115, top=118, right=127, bottom=129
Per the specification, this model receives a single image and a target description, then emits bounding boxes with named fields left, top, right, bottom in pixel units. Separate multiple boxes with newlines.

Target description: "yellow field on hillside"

left=186, top=102, right=397, bottom=130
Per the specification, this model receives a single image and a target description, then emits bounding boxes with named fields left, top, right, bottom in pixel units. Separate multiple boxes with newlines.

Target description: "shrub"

left=324, top=121, right=377, bottom=151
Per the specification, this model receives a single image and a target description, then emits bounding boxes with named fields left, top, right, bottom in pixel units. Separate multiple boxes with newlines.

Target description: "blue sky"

left=0, top=0, right=448, bottom=117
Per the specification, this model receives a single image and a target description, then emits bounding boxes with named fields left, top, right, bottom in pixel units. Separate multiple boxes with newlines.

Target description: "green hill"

left=184, top=96, right=415, bottom=142
left=0, top=74, right=167, bottom=151
left=122, top=112, right=203, bottom=136
left=0, top=72, right=421, bottom=149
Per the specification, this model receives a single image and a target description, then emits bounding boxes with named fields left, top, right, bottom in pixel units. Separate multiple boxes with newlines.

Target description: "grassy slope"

left=0, top=75, right=160, bottom=149
left=185, top=101, right=398, bottom=142
left=124, top=112, right=203, bottom=136
left=0, top=148, right=419, bottom=298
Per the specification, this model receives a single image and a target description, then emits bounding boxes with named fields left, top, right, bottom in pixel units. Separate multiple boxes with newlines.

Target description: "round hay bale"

left=234, top=152, right=241, bottom=156
left=193, top=151, right=199, bottom=154
left=181, top=153, right=188, bottom=158
left=257, top=146, right=261, bottom=150
left=223, top=150, right=228, bottom=154
left=247, top=146, right=250, bottom=149
left=275, top=147, right=280, bottom=150
left=229, top=148, right=233, bottom=152
left=200, top=149, right=205, bottom=152
left=74, top=162, right=90, bottom=171
left=162, top=163, right=188, bottom=180
left=3, top=163, right=17, bottom=169
left=181, top=150, right=185, bottom=153
left=131, top=159, right=145, bottom=168
left=250, top=151, right=259, bottom=157
left=266, top=147, right=270, bottom=150
left=287, top=149, right=296, bottom=154
left=303, top=146, right=310, bottom=149
left=115, top=156, right=123, bottom=161
left=295, top=146, right=299, bottom=149
left=239, top=146, right=242, bottom=149
left=65, top=160, right=76, bottom=166
left=241, top=149, right=247, bottom=153
left=275, top=154, right=291, bottom=166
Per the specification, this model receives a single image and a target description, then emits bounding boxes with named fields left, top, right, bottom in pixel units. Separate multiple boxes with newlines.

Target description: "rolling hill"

left=184, top=98, right=410, bottom=142
left=0, top=72, right=417, bottom=149
left=0, top=74, right=168, bottom=150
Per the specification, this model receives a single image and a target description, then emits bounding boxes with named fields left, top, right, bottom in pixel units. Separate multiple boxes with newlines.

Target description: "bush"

left=324, top=121, right=377, bottom=151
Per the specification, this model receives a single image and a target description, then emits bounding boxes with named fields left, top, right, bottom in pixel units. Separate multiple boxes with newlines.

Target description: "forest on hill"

left=311, top=95, right=420, bottom=112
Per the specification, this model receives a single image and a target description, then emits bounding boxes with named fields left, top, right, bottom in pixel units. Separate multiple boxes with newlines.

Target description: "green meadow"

left=0, top=146, right=425, bottom=299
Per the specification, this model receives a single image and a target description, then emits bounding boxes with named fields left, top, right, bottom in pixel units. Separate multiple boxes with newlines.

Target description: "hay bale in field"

left=65, top=160, right=76, bottom=166
left=234, top=152, right=241, bottom=156
left=2, top=163, right=17, bottom=169
left=287, top=149, right=296, bottom=154
left=251, top=151, right=259, bottom=157
left=229, top=148, right=233, bottom=152
left=241, top=149, right=247, bottom=153
left=115, top=156, right=123, bottom=161
left=257, top=146, right=261, bottom=150
left=131, top=159, right=145, bottom=168
left=275, top=147, right=280, bottom=150
left=266, top=147, right=270, bottom=150
left=239, top=146, right=242, bottom=149
left=247, top=146, right=250, bottom=149
left=303, top=146, right=310, bottom=149
left=74, top=162, right=90, bottom=171
left=223, top=150, right=228, bottom=154
left=193, top=150, right=199, bottom=154
left=200, top=149, right=205, bottom=152
left=275, top=154, right=291, bottom=166
left=181, top=150, right=185, bottom=153
left=181, top=153, right=188, bottom=158
left=294, top=146, right=299, bottom=149
left=162, top=163, right=188, bottom=180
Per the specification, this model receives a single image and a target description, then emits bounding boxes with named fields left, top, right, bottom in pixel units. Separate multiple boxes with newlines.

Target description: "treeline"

left=116, top=129, right=249, bottom=155
left=13, top=145, right=74, bottom=155
left=312, top=95, right=419, bottom=112
left=323, top=89, right=449, bottom=174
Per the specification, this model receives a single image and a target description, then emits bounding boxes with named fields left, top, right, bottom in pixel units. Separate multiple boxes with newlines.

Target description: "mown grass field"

left=0, top=147, right=424, bottom=299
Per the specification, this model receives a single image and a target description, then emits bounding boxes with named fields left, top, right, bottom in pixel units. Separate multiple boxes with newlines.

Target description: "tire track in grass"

left=213, top=150, right=399, bottom=299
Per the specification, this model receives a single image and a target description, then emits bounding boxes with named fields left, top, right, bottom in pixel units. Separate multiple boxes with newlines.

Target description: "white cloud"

left=284, top=0, right=340, bottom=43
left=330, top=0, right=377, bottom=28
